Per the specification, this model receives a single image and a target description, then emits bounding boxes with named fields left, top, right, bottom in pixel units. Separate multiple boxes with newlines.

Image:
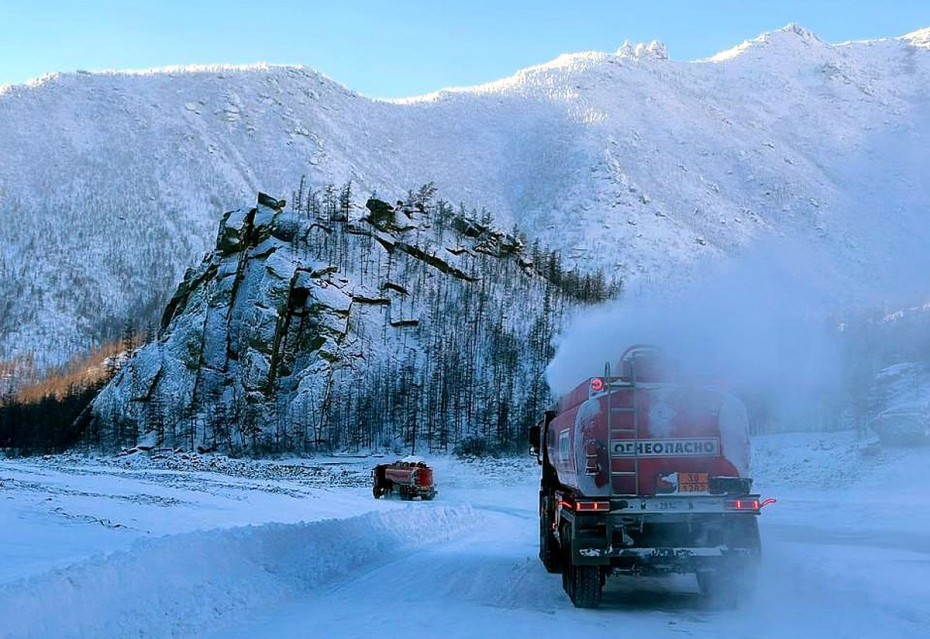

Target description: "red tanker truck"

left=372, top=459, right=436, bottom=501
left=530, top=345, right=774, bottom=608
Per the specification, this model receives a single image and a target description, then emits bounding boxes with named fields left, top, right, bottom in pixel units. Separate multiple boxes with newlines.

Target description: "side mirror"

left=528, top=425, right=541, bottom=461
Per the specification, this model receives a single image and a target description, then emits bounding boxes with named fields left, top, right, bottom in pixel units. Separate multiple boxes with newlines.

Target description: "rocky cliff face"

left=90, top=192, right=580, bottom=454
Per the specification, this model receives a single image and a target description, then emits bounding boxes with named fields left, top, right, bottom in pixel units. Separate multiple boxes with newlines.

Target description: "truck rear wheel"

left=539, top=495, right=561, bottom=574
left=567, top=564, right=602, bottom=609
left=697, top=561, right=757, bottom=608
left=540, top=526, right=561, bottom=574
left=560, top=523, right=602, bottom=608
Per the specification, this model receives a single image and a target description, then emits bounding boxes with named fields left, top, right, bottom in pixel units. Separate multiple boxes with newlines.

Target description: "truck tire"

left=539, top=495, right=562, bottom=574
left=568, top=565, right=602, bottom=608
left=697, top=515, right=761, bottom=607
left=698, top=569, right=737, bottom=608
left=560, top=523, right=602, bottom=608
left=734, top=516, right=762, bottom=556
left=561, top=525, right=573, bottom=595
left=539, top=521, right=561, bottom=574
left=372, top=485, right=383, bottom=499
left=697, top=561, right=757, bottom=608
left=697, top=569, right=728, bottom=607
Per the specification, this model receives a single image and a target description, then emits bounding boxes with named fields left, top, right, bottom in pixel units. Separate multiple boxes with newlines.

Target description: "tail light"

left=575, top=500, right=610, bottom=513
left=725, top=498, right=760, bottom=511
left=725, top=497, right=776, bottom=511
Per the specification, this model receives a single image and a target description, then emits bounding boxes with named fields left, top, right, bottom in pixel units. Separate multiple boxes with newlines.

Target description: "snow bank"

left=0, top=506, right=475, bottom=639
left=750, top=430, right=930, bottom=491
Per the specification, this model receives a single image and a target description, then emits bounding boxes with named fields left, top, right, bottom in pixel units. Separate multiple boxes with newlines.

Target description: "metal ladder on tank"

left=606, top=359, right=640, bottom=495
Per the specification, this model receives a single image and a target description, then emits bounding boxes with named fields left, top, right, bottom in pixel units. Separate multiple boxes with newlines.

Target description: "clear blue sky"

left=3, top=0, right=929, bottom=98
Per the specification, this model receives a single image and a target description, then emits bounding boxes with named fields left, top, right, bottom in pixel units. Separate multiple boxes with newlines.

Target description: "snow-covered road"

left=211, top=485, right=930, bottom=639
left=2, top=434, right=929, bottom=638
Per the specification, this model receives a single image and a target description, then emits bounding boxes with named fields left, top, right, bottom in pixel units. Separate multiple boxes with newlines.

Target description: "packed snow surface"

left=2, top=433, right=929, bottom=638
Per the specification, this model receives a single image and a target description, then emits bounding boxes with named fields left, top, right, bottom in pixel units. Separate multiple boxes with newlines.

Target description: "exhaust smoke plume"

left=549, top=108, right=930, bottom=433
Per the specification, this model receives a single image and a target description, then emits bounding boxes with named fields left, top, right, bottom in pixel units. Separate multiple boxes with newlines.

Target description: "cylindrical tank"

left=546, top=378, right=750, bottom=497
left=383, top=464, right=433, bottom=487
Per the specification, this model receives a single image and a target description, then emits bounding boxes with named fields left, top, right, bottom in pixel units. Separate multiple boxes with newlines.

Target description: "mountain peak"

left=616, top=40, right=669, bottom=61
left=745, top=23, right=825, bottom=49
left=777, top=23, right=822, bottom=42
left=706, top=23, right=825, bottom=62
left=901, top=27, right=930, bottom=48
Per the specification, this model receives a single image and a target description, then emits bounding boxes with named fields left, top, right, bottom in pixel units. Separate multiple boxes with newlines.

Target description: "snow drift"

left=0, top=505, right=475, bottom=639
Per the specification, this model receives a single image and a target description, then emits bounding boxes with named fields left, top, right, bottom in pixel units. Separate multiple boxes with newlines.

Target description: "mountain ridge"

left=1, top=25, right=929, bottom=366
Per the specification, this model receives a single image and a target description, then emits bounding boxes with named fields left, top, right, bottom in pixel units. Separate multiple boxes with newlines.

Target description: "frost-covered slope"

left=2, top=26, right=930, bottom=364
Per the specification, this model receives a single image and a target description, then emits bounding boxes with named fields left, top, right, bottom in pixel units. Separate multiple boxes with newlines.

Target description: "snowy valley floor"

left=1, top=433, right=929, bottom=639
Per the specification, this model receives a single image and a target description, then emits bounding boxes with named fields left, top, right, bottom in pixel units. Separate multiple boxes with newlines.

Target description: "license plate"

left=678, top=472, right=708, bottom=493
left=652, top=500, right=684, bottom=511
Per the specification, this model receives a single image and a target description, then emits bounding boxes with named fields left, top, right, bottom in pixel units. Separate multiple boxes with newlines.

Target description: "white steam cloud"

left=548, top=109, right=930, bottom=433
left=547, top=240, right=847, bottom=432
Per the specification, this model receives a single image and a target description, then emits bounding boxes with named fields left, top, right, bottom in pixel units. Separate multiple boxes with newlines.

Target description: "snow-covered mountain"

left=2, top=24, right=929, bottom=366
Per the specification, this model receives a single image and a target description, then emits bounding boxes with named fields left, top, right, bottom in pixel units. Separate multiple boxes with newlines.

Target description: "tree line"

left=0, top=327, right=148, bottom=455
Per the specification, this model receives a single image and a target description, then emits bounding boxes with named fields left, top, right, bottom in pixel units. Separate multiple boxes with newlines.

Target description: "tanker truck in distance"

left=372, top=460, right=436, bottom=501
left=529, top=345, right=774, bottom=608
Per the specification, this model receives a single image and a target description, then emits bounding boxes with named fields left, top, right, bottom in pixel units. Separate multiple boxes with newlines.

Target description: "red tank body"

left=383, top=465, right=433, bottom=487
left=546, top=347, right=751, bottom=498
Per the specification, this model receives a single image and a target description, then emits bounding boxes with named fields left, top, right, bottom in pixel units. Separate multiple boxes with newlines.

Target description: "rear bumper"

left=563, top=496, right=762, bottom=571
left=577, top=544, right=759, bottom=573
left=606, top=495, right=757, bottom=515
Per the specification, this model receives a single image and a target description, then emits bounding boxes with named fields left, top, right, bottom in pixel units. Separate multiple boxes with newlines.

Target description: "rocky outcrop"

left=93, top=195, right=358, bottom=451
left=90, top=190, right=563, bottom=454
left=452, top=217, right=522, bottom=258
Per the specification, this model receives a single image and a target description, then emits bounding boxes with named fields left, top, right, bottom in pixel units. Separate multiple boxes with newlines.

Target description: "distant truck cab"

left=530, top=345, right=773, bottom=608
